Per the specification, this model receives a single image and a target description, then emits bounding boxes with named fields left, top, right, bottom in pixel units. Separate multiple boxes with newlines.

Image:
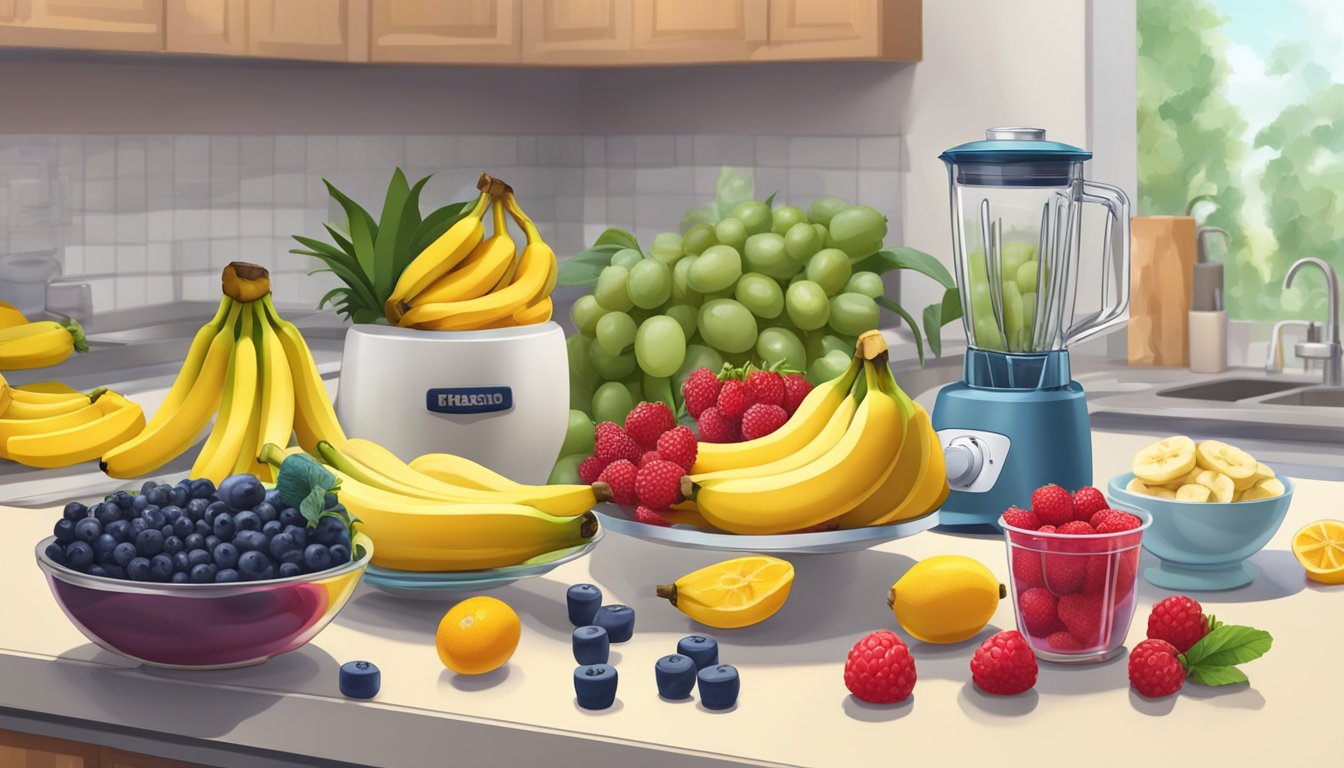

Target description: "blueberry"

left=573, top=664, right=618, bottom=710
left=44, top=542, right=66, bottom=565
left=62, top=502, right=88, bottom=522
left=131, top=494, right=150, bottom=513
left=183, top=532, right=205, bottom=551
left=205, top=534, right=221, bottom=550
left=170, top=486, right=189, bottom=507
left=162, top=535, right=184, bottom=556
left=218, top=474, right=265, bottom=511
left=234, top=510, right=261, bottom=533
left=145, top=487, right=170, bottom=507
left=194, top=519, right=212, bottom=537
left=655, top=654, right=697, bottom=700
left=172, top=552, right=191, bottom=572
left=329, top=543, right=351, bottom=565
left=213, top=542, right=240, bottom=569
left=96, top=502, right=123, bottom=525
left=676, top=635, right=719, bottom=670
left=93, top=533, right=117, bottom=559
left=278, top=562, right=302, bottom=579
left=141, top=506, right=165, bottom=528
left=163, top=504, right=182, bottom=522
left=88, top=564, right=109, bottom=578
left=170, top=572, right=190, bottom=583
left=190, top=478, right=216, bottom=499
left=279, top=507, right=304, bottom=527
left=203, top=500, right=227, bottom=524
left=339, top=660, right=381, bottom=699
left=314, top=516, right=345, bottom=546
left=566, top=583, right=603, bottom=627
left=130, top=517, right=149, bottom=536
left=238, top=550, right=270, bottom=580
left=172, top=515, right=194, bottom=539
left=324, top=493, right=339, bottom=509
left=262, top=520, right=283, bottom=537
left=140, top=480, right=158, bottom=495
left=113, top=491, right=134, bottom=509
left=212, top=513, right=235, bottom=540
left=283, top=524, right=308, bottom=548
left=234, top=530, right=268, bottom=553
left=281, top=549, right=304, bottom=566
left=254, top=502, right=278, bottom=524
left=186, top=498, right=209, bottom=521
left=593, top=605, right=635, bottom=643
left=53, top=518, right=76, bottom=543
left=113, top=542, right=137, bottom=566
left=187, top=548, right=211, bottom=569
left=572, top=625, right=610, bottom=666
left=214, top=568, right=240, bottom=583
left=303, top=544, right=333, bottom=572
left=135, top=528, right=164, bottom=557
left=150, top=554, right=174, bottom=582
left=190, top=563, right=217, bottom=583
left=263, top=488, right=281, bottom=508
left=65, top=541, right=94, bottom=570
left=269, top=532, right=297, bottom=560
left=102, top=564, right=126, bottom=580
left=160, top=524, right=175, bottom=538
left=105, top=519, right=131, bottom=542
left=126, top=557, right=151, bottom=581
left=696, top=664, right=740, bottom=710
left=74, top=517, right=102, bottom=543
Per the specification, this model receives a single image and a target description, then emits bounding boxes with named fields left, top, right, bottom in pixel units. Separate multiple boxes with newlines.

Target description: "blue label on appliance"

left=426, top=387, right=513, bottom=414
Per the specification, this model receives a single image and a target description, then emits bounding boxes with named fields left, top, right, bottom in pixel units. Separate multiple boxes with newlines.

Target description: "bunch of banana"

left=263, top=440, right=599, bottom=572
left=101, top=262, right=346, bottom=484
left=0, top=374, right=144, bottom=468
left=671, top=331, right=948, bottom=535
left=0, top=300, right=89, bottom=370
left=389, top=174, right=557, bottom=331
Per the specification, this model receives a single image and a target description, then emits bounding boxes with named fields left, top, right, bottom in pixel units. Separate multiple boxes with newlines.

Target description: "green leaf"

left=764, top=191, right=778, bottom=207
left=290, top=247, right=379, bottom=313
left=557, top=259, right=605, bottom=287
left=855, top=247, right=957, bottom=290
left=593, top=228, right=641, bottom=252
left=412, top=200, right=473, bottom=257
left=323, top=179, right=379, bottom=283
left=1185, top=664, right=1249, bottom=687
left=317, top=287, right=351, bottom=311
left=371, top=169, right=411, bottom=301
left=388, top=175, right=433, bottom=289
left=1183, top=625, right=1274, bottom=669
left=877, top=297, right=924, bottom=366
left=921, top=287, right=963, bottom=358
left=321, top=224, right=358, bottom=261
left=273, top=452, right=341, bottom=527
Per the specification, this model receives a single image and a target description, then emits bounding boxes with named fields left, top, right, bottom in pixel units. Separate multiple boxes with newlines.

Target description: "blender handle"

left=1065, top=180, right=1131, bottom=347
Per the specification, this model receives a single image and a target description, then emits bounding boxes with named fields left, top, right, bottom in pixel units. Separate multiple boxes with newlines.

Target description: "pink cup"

left=1000, top=507, right=1151, bottom=664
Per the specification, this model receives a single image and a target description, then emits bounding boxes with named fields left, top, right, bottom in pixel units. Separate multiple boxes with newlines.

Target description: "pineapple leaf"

left=323, top=179, right=378, bottom=283
left=295, top=234, right=365, bottom=282
left=317, top=287, right=350, bottom=310
left=290, top=248, right=380, bottom=313
left=352, top=308, right=382, bottom=324
left=321, top=224, right=358, bottom=260
left=378, top=173, right=432, bottom=300
left=371, top=169, right=411, bottom=302
left=412, top=200, right=473, bottom=257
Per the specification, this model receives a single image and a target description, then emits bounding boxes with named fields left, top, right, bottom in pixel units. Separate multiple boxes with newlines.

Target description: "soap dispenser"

left=1189, top=227, right=1229, bottom=373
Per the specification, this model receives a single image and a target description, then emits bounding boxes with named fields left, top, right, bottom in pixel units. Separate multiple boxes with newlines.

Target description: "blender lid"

left=939, top=127, right=1093, bottom=164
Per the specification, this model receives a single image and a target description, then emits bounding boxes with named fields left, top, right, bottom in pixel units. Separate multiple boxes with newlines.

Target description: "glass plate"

left=593, top=503, right=939, bottom=554
left=362, top=529, right=604, bottom=599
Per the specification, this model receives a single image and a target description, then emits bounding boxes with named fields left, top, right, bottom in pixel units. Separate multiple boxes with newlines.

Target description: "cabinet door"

left=101, top=747, right=201, bottom=767
left=371, top=0, right=519, bottom=64
left=763, top=0, right=920, bottom=61
left=631, top=0, right=766, bottom=64
left=166, top=0, right=246, bottom=55
left=0, top=0, right=163, bottom=52
left=520, top=0, right=632, bottom=65
left=0, top=727, right=100, bottom=768
left=246, top=0, right=368, bottom=61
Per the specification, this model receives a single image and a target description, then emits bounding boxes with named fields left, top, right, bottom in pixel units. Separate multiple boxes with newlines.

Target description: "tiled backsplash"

left=0, top=133, right=900, bottom=316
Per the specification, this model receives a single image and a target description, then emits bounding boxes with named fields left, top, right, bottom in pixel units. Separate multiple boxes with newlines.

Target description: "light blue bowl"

left=1107, top=472, right=1294, bottom=591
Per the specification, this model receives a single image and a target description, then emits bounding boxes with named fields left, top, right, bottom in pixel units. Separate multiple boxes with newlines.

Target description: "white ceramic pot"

left=335, top=322, right=569, bottom=485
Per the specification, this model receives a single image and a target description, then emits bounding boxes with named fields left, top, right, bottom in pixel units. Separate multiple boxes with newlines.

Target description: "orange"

left=435, top=596, right=521, bottom=674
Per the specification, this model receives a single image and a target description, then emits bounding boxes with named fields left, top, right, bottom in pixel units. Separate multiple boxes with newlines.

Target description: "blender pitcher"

left=932, top=127, right=1130, bottom=530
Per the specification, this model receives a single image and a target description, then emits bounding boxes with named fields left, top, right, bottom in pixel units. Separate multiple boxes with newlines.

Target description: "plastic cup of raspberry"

left=999, top=504, right=1151, bottom=664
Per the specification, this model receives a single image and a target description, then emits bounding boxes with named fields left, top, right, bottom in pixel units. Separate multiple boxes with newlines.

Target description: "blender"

left=933, top=127, right=1130, bottom=529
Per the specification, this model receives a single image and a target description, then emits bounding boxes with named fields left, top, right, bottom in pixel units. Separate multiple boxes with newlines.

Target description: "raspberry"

left=1045, top=631, right=1086, bottom=651
left=594, top=422, right=642, bottom=464
left=1057, top=593, right=1104, bottom=643
left=740, top=403, right=789, bottom=440
left=1016, top=587, right=1064, bottom=637
left=843, top=630, right=917, bottom=704
left=1089, top=509, right=1116, bottom=528
left=1038, top=525, right=1057, bottom=534
left=1097, top=512, right=1143, bottom=533
left=1043, top=552, right=1086, bottom=595
left=1128, top=638, right=1186, bottom=697
left=1057, top=520, right=1096, bottom=536
left=1072, top=486, right=1108, bottom=521
left=638, top=450, right=663, bottom=468
left=635, top=460, right=685, bottom=509
left=1083, top=550, right=1139, bottom=600
left=1011, top=550, right=1045, bottom=590
left=696, top=407, right=739, bottom=443
left=594, top=459, right=638, bottom=505
left=624, top=401, right=676, bottom=450
left=782, top=373, right=813, bottom=414
left=681, top=367, right=722, bottom=419
left=578, top=455, right=607, bottom=485
left=633, top=506, right=672, bottom=527
left=1031, top=484, right=1075, bottom=526
left=716, top=379, right=756, bottom=419
left=656, top=425, right=698, bottom=472
left=1002, top=506, right=1041, bottom=530
left=970, top=631, right=1038, bottom=695
left=746, top=371, right=786, bottom=407
left=1147, top=595, right=1209, bottom=653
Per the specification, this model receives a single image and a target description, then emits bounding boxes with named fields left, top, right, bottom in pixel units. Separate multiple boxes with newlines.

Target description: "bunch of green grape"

left=567, top=196, right=892, bottom=424
left=964, top=241, right=1050, bottom=353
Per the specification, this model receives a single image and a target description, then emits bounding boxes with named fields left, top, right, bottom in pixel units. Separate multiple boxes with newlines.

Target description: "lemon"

left=656, top=555, right=795, bottom=629
left=887, top=555, right=1005, bottom=644
left=436, top=596, right=521, bottom=675
left=1293, top=520, right=1344, bottom=585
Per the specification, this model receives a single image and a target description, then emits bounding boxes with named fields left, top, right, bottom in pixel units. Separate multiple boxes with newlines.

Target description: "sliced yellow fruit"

left=1292, top=520, right=1344, bottom=584
left=1176, top=484, right=1212, bottom=502
left=1195, top=440, right=1258, bottom=490
left=1148, top=485, right=1178, bottom=499
left=1133, top=436, right=1197, bottom=484
left=1241, top=476, right=1285, bottom=501
left=1126, top=477, right=1152, bottom=495
left=656, top=555, right=795, bottom=629
left=1194, top=469, right=1235, bottom=503
left=1253, top=462, right=1276, bottom=484
left=1161, top=466, right=1204, bottom=490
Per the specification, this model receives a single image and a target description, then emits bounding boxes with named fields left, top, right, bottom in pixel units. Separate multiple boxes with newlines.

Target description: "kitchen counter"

left=1, top=429, right=1339, bottom=768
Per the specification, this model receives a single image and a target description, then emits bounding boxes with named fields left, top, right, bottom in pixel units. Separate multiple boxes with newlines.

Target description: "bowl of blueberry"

left=36, top=470, right=371, bottom=669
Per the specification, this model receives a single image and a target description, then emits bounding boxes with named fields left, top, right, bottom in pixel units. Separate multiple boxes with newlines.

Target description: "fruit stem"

left=228, top=261, right=269, bottom=282
left=87, top=387, right=109, bottom=403
left=679, top=475, right=695, bottom=502
left=476, top=172, right=494, bottom=192
left=258, top=442, right=287, bottom=470
left=592, top=481, right=614, bottom=503
left=857, top=330, right=889, bottom=361
left=581, top=511, right=599, bottom=539
left=885, top=588, right=896, bottom=610
left=656, top=583, right=678, bottom=606
left=998, top=583, right=1007, bottom=600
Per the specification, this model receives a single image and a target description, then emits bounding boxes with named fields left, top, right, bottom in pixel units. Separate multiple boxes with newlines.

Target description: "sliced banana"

left=1133, top=436, right=1197, bottom=484
left=1161, top=466, right=1204, bottom=490
left=1249, top=476, right=1286, bottom=500
left=1253, top=462, right=1276, bottom=484
left=1126, top=477, right=1152, bottom=495
left=1148, top=486, right=1178, bottom=500
left=1176, top=484, right=1213, bottom=503
left=1195, top=440, right=1258, bottom=490
left=1195, top=469, right=1235, bottom=503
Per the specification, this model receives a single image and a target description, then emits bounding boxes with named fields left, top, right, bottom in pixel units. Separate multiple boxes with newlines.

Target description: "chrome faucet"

left=1270, top=257, right=1342, bottom=387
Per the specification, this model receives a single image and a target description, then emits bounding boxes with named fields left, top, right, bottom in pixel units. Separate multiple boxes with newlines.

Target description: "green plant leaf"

left=351, top=308, right=382, bottom=324
left=322, top=224, right=358, bottom=260
left=1185, top=664, right=1249, bottom=687
left=764, top=191, right=778, bottom=207
left=323, top=179, right=378, bottom=283
left=371, top=169, right=411, bottom=301
left=877, top=297, right=924, bottom=365
left=593, top=228, right=641, bottom=252
left=557, top=244, right=624, bottom=287
left=290, top=247, right=379, bottom=314
left=317, top=287, right=350, bottom=310
left=921, top=287, right=963, bottom=358
left=1183, top=625, right=1274, bottom=669
left=855, top=247, right=957, bottom=290
left=412, top=200, right=473, bottom=257
left=388, top=175, right=433, bottom=288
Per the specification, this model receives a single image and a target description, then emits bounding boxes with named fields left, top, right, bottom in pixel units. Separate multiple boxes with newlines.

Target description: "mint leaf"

left=1185, top=664, right=1249, bottom=687
left=1183, top=625, right=1273, bottom=668
left=592, top=228, right=640, bottom=252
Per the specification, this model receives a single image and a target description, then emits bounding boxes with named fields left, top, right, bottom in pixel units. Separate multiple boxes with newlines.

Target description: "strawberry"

left=970, top=631, right=1038, bottom=695
left=782, top=373, right=813, bottom=414
left=1011, top=550, right=1045, bottom=590
left=1043, top=552, right=1086, bottom=595
left=681, top=367, right=722, bottom=419
left=696, top=407, right=739, bottom=443
left=624, top=401, right=676, bottom=450
left=1072, top=486, right=1108, bottom=522
left=594, top=422, right=642, bottom=464
left=638, top=450, right=663, bottom=468
left=1057, top=593, right=1104, bottom=644
left=594, top=459, right=638, bottom=505
left=635, top=460, right=686, bottom=509
left=1146, top=595, right=1210, bottom=653
left=1057, top=520, right=1096, bottom=536
left=843, top=630, right=916, bottom=704
left=1017, top=587, right=1064, bottom=637
left=1031, top=484, right=1075, bottom=526
left=740, top=403, right=789, bottom=440
left=716, top=378, right=756, bottom=419
left=1097, top=512, right=1143, bottom=533
left=1045, top=631, right=1086, bottom=651
left=746, top=371, right=786, bottom=408
left=656, top=425, right=698, bottom=472
left=1128, top=638, right=1185, bottom=697
left=633, top=505, right=672, bottom=527
left=1002, top=506, right=1041, bottom=530
left=578, top=455, right=607, bottom=485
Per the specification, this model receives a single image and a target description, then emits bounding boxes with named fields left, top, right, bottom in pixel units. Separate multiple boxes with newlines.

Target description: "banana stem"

left=678, top=476, right=695, bottom=502
left=580, top=511, right=599, bottom=538
left=65, top=319, right=89, bottom=353
left=592, top=481, right=614, bottom=503
left=258, top=442, right=288, bottom=470
left=502, top=191, right=541, bottom=244
left=655, top=583, right=679, bottom=606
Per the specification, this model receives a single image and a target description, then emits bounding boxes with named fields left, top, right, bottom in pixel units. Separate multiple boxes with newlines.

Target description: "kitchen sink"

left=1157, top=378, right=1308, bottom=402
left=1262, top=386, right=1344, bottom=407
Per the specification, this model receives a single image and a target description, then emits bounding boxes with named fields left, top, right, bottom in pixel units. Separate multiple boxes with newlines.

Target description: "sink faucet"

left=1275, top=257, right=1342, bottom=387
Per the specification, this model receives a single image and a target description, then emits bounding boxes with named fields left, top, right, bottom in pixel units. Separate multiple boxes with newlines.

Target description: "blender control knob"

left=944, top=437, right=986, bottom=486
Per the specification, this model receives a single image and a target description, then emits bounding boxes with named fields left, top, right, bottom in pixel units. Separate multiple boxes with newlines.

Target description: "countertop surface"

left=2, top=429, right=1339, bottom=768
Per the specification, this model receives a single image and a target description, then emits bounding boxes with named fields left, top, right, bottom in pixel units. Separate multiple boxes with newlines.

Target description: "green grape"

left=622, top=375, right=644, bottom=405
left=560, top=409, right=596, bottom=457
left=672, top=256, right=703, bottom=303
left=825, top=205, right=887, bottom=260
left=999, top=242, right=1036, bottom=280
left=714, top=217, right=748, bottom=252
left=756, top=327, right=806, bottom=370
left=772, top=205, right=808, bottom=236
left=784, top=221, right=824, bottom=264
left=676, top=344, right=725, bottom=384
left=592, top=381, right=634, bottom=424
left=811, top=223, right=829, bottom=248
left=969, top=279, right=995, bottom=344
left=702, top=286, right=737, bottom=302
left=806, top=349, right=851, bottom=385
left=743, top=232, right=799, bottom=280
left=806, top=248, right=853, bottom=297
left=571, top=294, right=609, bottom=337
left=635, top=315, right=687, bottom=378
left=589, top=341, right=637, bottom=380
left=664, top=303, right=698, bottom=339
left=821, top=333, right=857, bottom=357
left=1016, top=260, right=1040, bottom=294
left=628, top=258, right=672, bottom=309
left=1001, top=281, right=1024, bottom=352
left=732, top=200, right=773, bottom=236
left=683, top=223, right=717, bottom=256
left=785, top=280, right=831, bottom=331
left=652, top=231, right=683, bottom=256
left=844, top=271, right=885, bottom=299
left=548, top=453, right=586, bottom=485
left=594, top=265, right=634, bottom=311
left=611, top=248, right=643, bottom=271
left=698, top=298, right=758, bottom=353
left=570, top=380, right=594, bottom=413
left=973, top=316, right=1006, bottom=352
left=567, top=334, right=599, bottom=390
left=735, top=272, right=785, bottom=319
left=595, top=311, right=637, bottom=356
left=688, top=244, right=742, bottom=293
left=643, top=372, right=675, bottom=410
left=807, top=197, right=849, bottom=226
left=1022, top=291, right=1038, bottom=348
left=828, top=293, right=880, bottom=336
left=967, top=250, right=989, bottom=281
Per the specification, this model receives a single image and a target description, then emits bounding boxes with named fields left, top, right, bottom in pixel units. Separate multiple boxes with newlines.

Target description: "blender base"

left=932, top=381, right=1092, bottom=531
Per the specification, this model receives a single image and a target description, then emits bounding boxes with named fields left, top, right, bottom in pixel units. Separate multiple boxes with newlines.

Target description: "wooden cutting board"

left=1128, top=215, right=1197, bottom=367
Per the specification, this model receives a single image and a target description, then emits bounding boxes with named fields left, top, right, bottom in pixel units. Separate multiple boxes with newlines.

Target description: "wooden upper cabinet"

left=166, top=0, right=245, bottom=55
left=761, top=0, right=921, bottom=61
left=100, top=746, right=201, bottom=767
left=520, top=0, right=631, bottom=64
left=371, top=0, right=520, bottom=64
left=246, top=0, right=368, bottom=61
left=0, top=0, right=163, bottom=51
left=0, top=727, right=101, bottom=768
left=632, top=0, right=766, bottom=64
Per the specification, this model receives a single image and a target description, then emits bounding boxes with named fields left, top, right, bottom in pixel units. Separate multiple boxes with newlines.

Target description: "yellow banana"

left=409, top=452, right=523, bottom=492
left=101, top=303, right=241, bottom=478
left=5, top=392, right=145, bottom=469
left=405, top=200, right=516, bottom=308
left=491, top=252, right=519, bottom=292
left=232, top=394, right=266, bottom=480
left=1, top=391, right=93, bottom=419
left=691, top=393, right=858, bottom=484
left=691, top=357, right=861, bottom=475
left=687, top=361, right=904, bottom=535
left=145, top=296, right=233, bottom=431
left=511, top=296, right=553, bottom=326
left=0, top=381, right=8, bottom=414
left=260, top=296, right=347, bottom=452
left=834, top=368, right=920, bottom=528
left=867, top=403, right=948, bottom=526
left=0, top=401, right=107, bottom=458
left=192, top=304, right=260, bottom=484
left=249, top=311, right=296, bottom=482
left=0, top=300, right=27, bottom=329
left=0, top=319, right=86, bottom=369
left=8, top=381, right=82, bottom=399
left=386, top=187, right=493, bottom=319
